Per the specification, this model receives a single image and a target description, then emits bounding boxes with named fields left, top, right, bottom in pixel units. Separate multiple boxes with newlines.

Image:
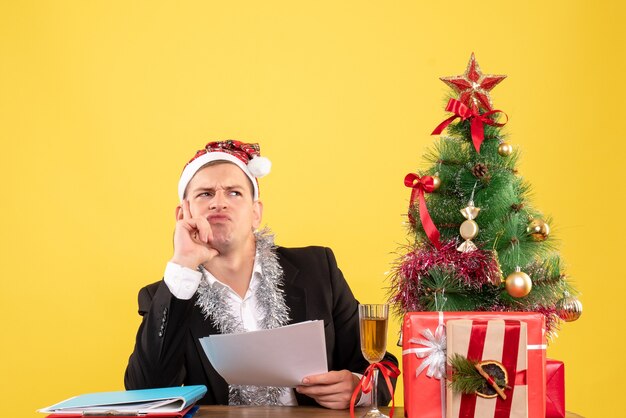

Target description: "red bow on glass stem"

left=350, top=361, right=401, bottom=418
left=404, top=173, right=441, bottom=249
left=431, top=98, right=508, bottom=153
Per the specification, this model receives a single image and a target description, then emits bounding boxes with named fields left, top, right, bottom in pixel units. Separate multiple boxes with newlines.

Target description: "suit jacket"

left=124, top=246, right=397, bottom=406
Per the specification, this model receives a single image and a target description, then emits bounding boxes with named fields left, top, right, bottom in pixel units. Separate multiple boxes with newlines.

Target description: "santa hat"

left=178, top=140, right=271, bottom=201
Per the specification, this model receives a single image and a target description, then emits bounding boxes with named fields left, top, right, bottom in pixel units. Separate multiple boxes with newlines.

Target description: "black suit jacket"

left=124, top=246, right=397, bottom=406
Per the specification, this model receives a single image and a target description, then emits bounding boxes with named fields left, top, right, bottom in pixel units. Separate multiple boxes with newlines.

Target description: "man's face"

left=182, top=162, right=262, bottom=252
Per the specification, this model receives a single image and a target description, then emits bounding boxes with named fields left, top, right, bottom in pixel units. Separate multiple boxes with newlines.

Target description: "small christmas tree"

left=390, top=54, right=581, bottom=337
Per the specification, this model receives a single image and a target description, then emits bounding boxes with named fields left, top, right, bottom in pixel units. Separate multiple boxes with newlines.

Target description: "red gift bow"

left=350, top=361, right=401, bottom=418
left=404, top=173, right=441, bottom=249
left=431, top=98, right=508, bottom=153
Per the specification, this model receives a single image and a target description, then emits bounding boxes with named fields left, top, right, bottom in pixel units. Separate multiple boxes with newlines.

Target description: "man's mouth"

left=208, top=214, right=230, bottom=223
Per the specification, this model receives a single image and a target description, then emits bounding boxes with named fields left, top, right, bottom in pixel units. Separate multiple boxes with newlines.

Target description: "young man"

left=124, top=140, right=397, bottom=408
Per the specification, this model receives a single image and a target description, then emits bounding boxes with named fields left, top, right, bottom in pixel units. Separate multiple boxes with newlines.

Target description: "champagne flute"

left=358, top=304, right=389, bottom=418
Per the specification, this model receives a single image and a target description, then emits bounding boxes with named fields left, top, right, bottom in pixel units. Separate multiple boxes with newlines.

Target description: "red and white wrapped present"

left=445, top=319, right=528, bottom=418
left=402, top=312, right=546, bottom=418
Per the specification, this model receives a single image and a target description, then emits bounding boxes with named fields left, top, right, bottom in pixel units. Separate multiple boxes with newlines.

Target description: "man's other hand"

left=296, top=370, right=360, bottom=409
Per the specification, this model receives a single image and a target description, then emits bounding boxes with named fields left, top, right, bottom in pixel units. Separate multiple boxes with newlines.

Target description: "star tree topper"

left=440, top=53, right=506, bottom=111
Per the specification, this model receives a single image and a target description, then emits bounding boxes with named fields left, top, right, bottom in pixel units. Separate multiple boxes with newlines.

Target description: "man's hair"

left=182, top=160, right=256, bottom=200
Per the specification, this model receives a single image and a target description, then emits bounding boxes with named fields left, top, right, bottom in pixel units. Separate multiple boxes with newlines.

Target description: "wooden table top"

left=194, top=406, right=396, bottom=417
left=194, top=405, right=584, bottom=417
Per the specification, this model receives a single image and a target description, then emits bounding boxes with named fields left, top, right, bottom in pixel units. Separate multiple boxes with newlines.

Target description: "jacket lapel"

left=278, top=252, right=320, bottom=405
left=278, top=250, right=307, bottom=325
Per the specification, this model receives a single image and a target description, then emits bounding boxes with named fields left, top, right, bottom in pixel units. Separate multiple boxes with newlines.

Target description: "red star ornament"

left=440, top=53, right=506, bottom=111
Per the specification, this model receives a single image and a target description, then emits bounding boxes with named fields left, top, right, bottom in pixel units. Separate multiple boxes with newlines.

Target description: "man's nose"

left=210, top=190, right=228, bottom=210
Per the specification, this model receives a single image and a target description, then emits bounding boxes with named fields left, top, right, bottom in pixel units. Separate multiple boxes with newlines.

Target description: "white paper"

left=199, top=320, right=328, bottom=387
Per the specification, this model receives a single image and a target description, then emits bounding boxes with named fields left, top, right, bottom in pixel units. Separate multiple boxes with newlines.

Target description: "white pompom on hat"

left=178, top=140, right=271, bottom=201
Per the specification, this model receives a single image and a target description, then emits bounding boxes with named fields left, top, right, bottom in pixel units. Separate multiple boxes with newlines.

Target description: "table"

left=194, top=406, right=396, bottom=417
left=194, top=406, right=584, bottom=417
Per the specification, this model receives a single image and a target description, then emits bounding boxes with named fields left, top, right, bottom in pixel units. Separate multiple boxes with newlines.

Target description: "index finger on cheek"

left=182, top=199, right=191, bottom=219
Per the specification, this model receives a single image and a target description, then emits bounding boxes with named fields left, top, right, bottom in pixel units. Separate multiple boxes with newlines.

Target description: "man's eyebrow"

left=191, top=185, right=245, bottom=192
left=191, top=186, right=216, bottom=193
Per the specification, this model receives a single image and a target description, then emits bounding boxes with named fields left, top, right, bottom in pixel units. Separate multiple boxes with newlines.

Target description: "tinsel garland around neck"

left=195, top=228, right=291, bottom=406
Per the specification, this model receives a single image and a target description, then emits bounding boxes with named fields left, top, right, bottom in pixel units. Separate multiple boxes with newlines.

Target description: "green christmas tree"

left=389, top=54, right=581, bottom=336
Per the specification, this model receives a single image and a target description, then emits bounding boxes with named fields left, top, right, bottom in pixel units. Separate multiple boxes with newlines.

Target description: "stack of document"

left=199, top=320, right=328, bottom=387
left=38, top=385, right=206, bottom=417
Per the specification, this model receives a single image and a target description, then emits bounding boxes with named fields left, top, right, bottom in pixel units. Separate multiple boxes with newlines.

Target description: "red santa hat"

left=178, top=140, right=271, bottom=201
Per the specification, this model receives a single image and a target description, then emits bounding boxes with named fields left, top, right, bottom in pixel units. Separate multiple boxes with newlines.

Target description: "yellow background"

left=1, top=1, right=623, bottom=416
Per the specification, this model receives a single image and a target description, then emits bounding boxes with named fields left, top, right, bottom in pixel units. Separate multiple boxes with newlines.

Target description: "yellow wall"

left=1, top=1, right=623, bottom=416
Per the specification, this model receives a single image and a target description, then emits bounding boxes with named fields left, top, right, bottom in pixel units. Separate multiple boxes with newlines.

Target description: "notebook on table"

left=38, top=386, right=206, bottom=416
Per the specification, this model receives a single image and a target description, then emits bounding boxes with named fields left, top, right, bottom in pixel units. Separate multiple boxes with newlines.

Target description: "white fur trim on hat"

left=178, top=152, right=271, bottom=202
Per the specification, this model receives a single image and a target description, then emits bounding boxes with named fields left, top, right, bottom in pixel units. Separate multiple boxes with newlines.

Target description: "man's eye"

left=198, top=192, right=213, bottom=197
left=229, top=191, right=242, bottom=197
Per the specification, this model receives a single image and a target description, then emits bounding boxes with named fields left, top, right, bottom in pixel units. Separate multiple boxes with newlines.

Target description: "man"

left=124, top=140, right=397, bottom=408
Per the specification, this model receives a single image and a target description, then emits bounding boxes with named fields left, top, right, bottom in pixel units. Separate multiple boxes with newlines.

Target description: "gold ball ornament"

left=504, top=268, right=532, bottom=298
left=431, top=174, right=441, bottom=191
left=556, top=295, right=583, bottom=322
left=498, top=142, right=513, bottom=156
left=527, top=218, right=550, bottom=241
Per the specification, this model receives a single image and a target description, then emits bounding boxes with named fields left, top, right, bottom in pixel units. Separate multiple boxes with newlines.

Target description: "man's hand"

left=295, top=370, right=361, bottom=409
left=170, top=199, right=219, bottom=269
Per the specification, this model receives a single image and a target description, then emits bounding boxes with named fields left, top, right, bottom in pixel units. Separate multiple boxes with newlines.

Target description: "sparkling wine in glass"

left=359, top=304, right=389, bottom=418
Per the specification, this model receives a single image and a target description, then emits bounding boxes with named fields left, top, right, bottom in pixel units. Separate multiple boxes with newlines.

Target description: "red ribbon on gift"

left=350, top=361, right=401, bottom=418
left=404, top=173, right=441, bottom=249
left=431, top=98, right=508, bottom=153
left=514, top=369, right=527, bottom=386
left=459, top=320, right=522, bottom=418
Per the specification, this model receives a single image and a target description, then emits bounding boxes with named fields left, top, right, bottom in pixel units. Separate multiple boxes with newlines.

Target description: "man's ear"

left=175, top=205, right=183, bottom=220
left=252, top=200, right=263, bottom=230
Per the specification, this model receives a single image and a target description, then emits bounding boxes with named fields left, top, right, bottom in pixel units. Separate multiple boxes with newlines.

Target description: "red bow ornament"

left=404, top=173, right=441, bottom=249
left=431, top=98, right=508, bottom=153
left=350, top=361, right=401, bottom=418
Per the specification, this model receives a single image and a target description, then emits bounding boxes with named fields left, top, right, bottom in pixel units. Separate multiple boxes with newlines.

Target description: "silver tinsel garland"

left=195, top=228, right=291, bottom=405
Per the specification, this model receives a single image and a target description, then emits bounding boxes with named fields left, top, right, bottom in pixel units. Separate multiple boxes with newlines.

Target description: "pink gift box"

left=402, top=312, right=546, bottom=418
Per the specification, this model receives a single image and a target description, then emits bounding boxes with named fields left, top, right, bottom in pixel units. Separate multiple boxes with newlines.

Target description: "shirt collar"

left=202, top=252, right=262, bottom=296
